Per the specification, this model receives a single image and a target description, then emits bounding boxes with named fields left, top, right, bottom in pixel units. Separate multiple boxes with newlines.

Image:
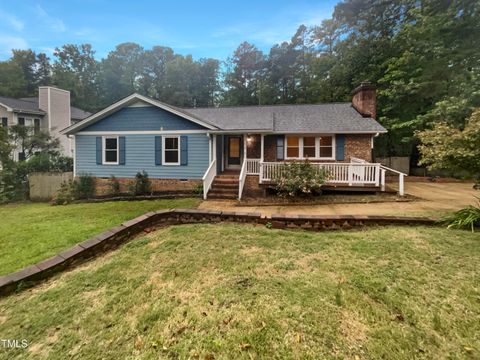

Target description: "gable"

left=81, top=106, right=207, bottom=132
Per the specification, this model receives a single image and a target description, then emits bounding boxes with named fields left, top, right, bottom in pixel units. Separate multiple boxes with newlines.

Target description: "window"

left=319, top=136, right=333, bottom=158
left=286, top=136, right=300, bottom=158
left=163, top=136, right=180, bottom=165
left=18, top=117, right=25, bottom=126
left=285, top=135, right=335, bottom=160
left=303, top=136, right=316, bottom=158
left=1, top=117, right=7, bottom=128
left=103, top=137, right=118, bottom=164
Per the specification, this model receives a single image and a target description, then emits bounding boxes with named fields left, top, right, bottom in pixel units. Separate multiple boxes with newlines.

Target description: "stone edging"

left=0, top=209, right=437, bottom=296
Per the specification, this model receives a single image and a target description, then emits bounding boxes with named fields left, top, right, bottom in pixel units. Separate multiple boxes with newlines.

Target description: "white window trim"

left=102, top=136, right=119, bottom=165
left=285, top=135, right=336, bottom=161
left=162, top=135, right=181, bottom=166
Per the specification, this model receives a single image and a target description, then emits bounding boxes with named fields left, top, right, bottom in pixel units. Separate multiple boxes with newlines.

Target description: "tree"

left=53, top=44, right=100, bottom=111
left=0, top=125, right=66, bottom=202
left=99, top=42, right=145, bottom=105
left=0, top=61, right=28, bottom=98
left=417, top=109, right=480, bottom=180
left=222, top=42, right=265, bottom=105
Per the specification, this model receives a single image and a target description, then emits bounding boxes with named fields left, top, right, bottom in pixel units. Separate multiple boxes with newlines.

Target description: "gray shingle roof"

left=0, top=96, right=91, bottom=120
left=183, top=103, right=386, bottom=133
left=0, top=96, right=45, bottom=114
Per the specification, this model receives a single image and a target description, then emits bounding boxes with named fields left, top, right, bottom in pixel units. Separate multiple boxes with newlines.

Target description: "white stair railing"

left=379, top=165, right=407, bottom=196
left=202, top=159, right=216, bottom=200
left=238, top=159, right=248, bottom=200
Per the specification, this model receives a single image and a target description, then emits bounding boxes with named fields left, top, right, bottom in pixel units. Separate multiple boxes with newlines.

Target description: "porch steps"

left=207, top=171, right=240, bottom=199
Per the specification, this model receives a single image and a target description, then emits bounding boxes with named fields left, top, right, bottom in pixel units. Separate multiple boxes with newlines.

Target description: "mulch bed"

left=239, top=192, right=419, bottom=206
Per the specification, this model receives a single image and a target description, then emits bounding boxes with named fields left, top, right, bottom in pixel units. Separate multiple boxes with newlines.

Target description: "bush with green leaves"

left=192, top=183, right=203, bottom=195
left=52, top=180, right=76, bottom=205
left=74, top=173, right=95, bottom=199
left=273, top=160, right=328, bottom=197
left=444, top=198, right=480, bottom=232
left=129, top=171, right=151, bottom=196
left=109, top=175, right=121, bottom=196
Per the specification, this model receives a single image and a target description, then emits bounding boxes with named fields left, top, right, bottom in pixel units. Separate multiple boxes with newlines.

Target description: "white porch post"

left=212, top=134, right=217, bottom=162
left=259, top=134, right=265, bottom=183
left=381, top=169, right=386, bottom=192
left=244, top=134, right=247, bottom=161
left=399, top=174, right=405, bottom=196
left=375, top=164, right=380, bottom=186
left=208, top=133, right=212, bottom=164
left=348, top=164, right=353, bottom=186
left=260, top=134, right=264, bottom=162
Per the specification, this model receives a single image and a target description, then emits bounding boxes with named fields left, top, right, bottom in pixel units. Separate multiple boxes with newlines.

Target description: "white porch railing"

left=260, top=162, right=381, bottom=186
left=246, top=158, right=261, bottom=175
left=202, top=159, right=216, bottom=200
left=238, top=159, right=248, bottom=200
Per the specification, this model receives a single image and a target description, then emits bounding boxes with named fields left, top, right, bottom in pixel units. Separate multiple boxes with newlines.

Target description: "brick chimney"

left=352, top=81, right=376, bottom=119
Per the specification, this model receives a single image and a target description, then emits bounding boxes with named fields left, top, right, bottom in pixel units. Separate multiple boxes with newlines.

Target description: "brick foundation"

left=92, top=177, right=201, bottom=197
left=243, top=175, right=264, bottom=197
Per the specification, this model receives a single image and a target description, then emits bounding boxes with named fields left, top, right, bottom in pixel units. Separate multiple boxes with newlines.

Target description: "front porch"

left=202, top=133, right=406, bottom=200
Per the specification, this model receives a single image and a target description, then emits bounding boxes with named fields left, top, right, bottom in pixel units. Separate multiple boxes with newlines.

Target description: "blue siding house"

left=62, top=84, right=396, bottom=199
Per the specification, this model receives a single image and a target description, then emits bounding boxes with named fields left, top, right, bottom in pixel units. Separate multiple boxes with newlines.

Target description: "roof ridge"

left=183, top=102, right=352, bottom=110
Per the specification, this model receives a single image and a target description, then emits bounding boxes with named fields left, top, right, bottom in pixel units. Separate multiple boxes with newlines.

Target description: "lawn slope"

left=0, top=224, right=479, bottom=359
left=0, top=199, right=200, bottom=275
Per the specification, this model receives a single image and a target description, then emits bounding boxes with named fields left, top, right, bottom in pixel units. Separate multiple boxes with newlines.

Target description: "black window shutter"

left=96, top=137, right=102, bottom=164
left=276, top=135, right=285, bottom=160
left=180, top=136, right=188, bottom=165
left=119, top=137, right=126, bottom=165
left=155, top=136, right=162, bottom=165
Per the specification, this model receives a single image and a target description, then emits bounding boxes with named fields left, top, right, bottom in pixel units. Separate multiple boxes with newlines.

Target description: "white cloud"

left=211, top=4, right=332, bottom=47
left=0, top=10, right=25, bottom=31
left=0, top=35, right=28, bottom=57
left=36, top=4, right=66, bottom=32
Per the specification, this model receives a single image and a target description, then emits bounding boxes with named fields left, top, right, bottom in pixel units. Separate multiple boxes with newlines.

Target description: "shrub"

left=273, top=160, right=328, bottom=197
left=74, top=173, right=95, bottom=199
left=129, top=171, right=151, bottom=196
left=52, top=180, right=76, bottom=205
left=109, top=175, right=121, bottom=196
left=192, top=183, right=203, bottom=195
left=444, top=197, right=480, bottom=232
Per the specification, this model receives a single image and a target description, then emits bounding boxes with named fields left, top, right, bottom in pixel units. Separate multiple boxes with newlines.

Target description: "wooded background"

left=0, top=0, right=479, bottom=160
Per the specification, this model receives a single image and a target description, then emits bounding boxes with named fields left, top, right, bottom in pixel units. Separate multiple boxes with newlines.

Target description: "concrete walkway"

left=198, top=182, right=478, bottom=217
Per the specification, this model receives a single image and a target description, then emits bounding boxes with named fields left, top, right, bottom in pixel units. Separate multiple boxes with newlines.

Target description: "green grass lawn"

left=0, top=224, right=478, bottom=359
left=0, top=199, right=200, bottom=275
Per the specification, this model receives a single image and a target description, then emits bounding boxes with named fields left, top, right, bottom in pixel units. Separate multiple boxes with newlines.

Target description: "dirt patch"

left=340, top=309, right=368, bottom=352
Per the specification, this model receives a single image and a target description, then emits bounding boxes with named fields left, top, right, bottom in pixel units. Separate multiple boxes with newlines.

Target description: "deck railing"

left=260, top=162, right=381, bottom=187
left=246, top=159, right=261, bottom=175
left=202, top=159, right=216, bottom=200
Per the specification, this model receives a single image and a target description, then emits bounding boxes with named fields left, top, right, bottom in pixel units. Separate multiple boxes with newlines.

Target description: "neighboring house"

left=62, top=82, right=405, bottom=200
left=0, top=86, right=91, bottom=159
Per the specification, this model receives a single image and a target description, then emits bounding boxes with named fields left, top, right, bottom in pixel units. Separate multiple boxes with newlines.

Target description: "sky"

left=0, top=0, right=337, bottom=62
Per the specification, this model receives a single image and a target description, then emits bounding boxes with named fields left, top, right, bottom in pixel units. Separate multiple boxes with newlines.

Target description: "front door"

left=227, top=136, right=241, bottom=168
